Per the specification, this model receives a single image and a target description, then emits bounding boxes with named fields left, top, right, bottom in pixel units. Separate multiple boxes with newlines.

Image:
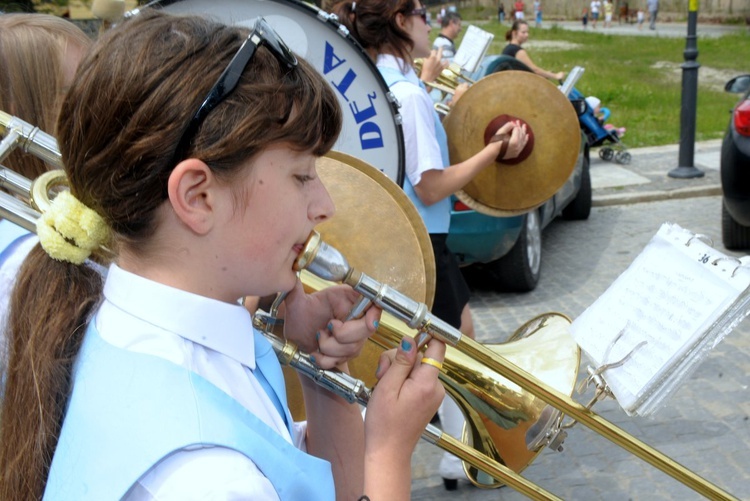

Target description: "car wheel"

left=562, top=153, right=592, bottom=221
left=487, top=210, right=542, bottom=292
left=722, top=200, right=750, bottom=250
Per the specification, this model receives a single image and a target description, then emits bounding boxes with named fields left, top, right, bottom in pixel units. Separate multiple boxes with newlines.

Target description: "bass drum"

left=148, top=0, right=405, bottom=185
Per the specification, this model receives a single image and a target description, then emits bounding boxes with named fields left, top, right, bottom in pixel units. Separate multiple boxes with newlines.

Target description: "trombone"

left=413, top=59, right=474, bottom=115
left=0, top=111, right=740, bottom=500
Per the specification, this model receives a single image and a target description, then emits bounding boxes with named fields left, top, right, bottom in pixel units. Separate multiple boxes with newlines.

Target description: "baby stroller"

left=568, top=88, right=631, bottom=164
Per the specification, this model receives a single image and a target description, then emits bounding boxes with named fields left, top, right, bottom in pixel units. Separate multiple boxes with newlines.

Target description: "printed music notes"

left=453, top=25, right=494, bottom=75
left=571, top=222, right=750, bottom=416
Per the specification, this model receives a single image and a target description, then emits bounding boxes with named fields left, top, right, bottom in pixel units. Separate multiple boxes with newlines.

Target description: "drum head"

left=145, top=0, right=405, bottom=186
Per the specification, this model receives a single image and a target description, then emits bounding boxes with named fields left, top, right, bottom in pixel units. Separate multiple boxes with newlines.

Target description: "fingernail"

left=327, top=323, right=333, bottom=332
left=400, top=339, right=412, bottom=352
left=375, top=363, right=380, bottom=376
left=316, top=332, right=320, bottom=341
left=373, top=320, right=379, bottom=329
left=310, top=355, right=316, bottom=364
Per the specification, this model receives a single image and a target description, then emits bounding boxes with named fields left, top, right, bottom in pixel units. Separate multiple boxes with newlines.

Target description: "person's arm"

left=282, top=280, right=382, bottom=500
left=515, top=48, right=565, bottom=81
left=362, top=337, right=446, bottom=500
left=414, top=121, right=528, bottom=206
left=397, top=86, right=528, bottom=207
left=301, top=371, right=365, bottom=501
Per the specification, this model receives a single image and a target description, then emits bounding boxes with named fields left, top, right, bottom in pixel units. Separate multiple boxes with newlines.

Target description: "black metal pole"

left=669, top=0, right=704, bottom=178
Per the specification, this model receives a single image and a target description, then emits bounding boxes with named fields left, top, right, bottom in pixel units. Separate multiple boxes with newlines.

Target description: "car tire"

left=486, top=210, right=542, bottom=292
left=722, top=200, right=750, bottom=250
left=562, top=153, right=592, bottom=221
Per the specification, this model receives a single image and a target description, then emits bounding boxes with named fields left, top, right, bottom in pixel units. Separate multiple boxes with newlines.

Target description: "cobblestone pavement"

left=409, top=143, right=750, bottom=499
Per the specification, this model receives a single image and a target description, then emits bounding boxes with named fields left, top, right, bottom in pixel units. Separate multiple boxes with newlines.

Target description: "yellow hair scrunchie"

left=36, top=191, right=109, bottom=265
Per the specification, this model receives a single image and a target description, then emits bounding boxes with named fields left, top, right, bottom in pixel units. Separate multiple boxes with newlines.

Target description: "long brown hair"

left=0, top=10, right=341, bottom=499
left=0, top=14, right=91, bottom=179
left=330, top=0, right=418, bottom=65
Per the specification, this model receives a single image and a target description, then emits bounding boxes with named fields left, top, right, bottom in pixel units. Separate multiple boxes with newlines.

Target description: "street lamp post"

left=668, top=0, right=704, bottom=179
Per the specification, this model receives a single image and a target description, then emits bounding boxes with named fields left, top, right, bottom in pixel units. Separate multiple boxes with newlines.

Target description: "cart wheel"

left=599, top=147, right=614, bottom=161
left=615, top=151, right=632, bottom=164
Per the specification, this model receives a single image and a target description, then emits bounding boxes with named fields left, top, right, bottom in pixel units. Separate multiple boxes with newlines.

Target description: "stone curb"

left=592, top=184, right=723, bottom=207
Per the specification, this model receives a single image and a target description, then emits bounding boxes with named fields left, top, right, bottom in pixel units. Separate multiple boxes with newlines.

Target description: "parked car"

left=720, top=74, right=750, bottom=250
left=446, top=56, right=591, bottom=292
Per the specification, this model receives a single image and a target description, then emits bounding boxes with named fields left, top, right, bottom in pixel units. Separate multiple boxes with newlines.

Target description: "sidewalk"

left=590, top=139, right=723, bottom=207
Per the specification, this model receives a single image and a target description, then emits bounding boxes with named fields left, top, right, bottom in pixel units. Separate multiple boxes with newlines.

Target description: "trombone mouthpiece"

left=294, top=231, right=352, bottom=283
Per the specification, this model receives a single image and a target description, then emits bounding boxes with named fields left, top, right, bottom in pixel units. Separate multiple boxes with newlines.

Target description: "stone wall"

left=462, top=0, right=750, bottom=20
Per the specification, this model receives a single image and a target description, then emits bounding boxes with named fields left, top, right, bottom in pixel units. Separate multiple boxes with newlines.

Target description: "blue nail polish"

left=373, top=320, right=379, bottom=329
left=401, top=339, right=412, bottom=351
left=327, top=323, right=333, bottom=332
left=375, top=363, right=380, bottom=375
left=310, top=355, right=316, bottom=364
left=316, top=332, right=320, bottom=341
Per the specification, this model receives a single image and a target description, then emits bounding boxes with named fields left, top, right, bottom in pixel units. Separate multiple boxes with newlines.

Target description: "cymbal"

left=443, top=70, right=581, bottom=216
left=312, top=150, right=435, bottom=306
left=284, top=150, right=435, bottom=420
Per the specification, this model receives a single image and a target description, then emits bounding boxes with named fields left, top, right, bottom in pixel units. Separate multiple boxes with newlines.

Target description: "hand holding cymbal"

left=443, top=70, right=580, bottom=217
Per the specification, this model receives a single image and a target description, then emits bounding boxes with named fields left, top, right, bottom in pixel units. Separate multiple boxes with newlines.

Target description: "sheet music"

left=453, top=25, right=494, bottom=74
left=571, top=223, right=750, bottom=416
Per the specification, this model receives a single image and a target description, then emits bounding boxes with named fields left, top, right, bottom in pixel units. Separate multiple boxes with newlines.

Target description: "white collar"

left=102, top=264, right=257, bottom=369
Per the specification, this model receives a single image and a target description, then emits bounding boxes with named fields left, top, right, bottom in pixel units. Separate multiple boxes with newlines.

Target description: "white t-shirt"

left=591, top=0, right=601, bottom=14
left=376, top=54, right=444, bottom=188
left=432, top=34, right=456, bottom=59
left=97, top=264, right=308, bottom=500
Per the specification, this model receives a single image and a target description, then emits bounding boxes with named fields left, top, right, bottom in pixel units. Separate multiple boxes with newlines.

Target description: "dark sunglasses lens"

left=255, top=18, right=298, bottom=68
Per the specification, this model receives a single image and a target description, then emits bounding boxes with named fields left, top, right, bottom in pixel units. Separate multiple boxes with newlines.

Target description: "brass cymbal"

left=284, top=150, right=435, bottom=420
left=443, top=70, right=580, bottom=216
left=311, top=150, right=435, bottom=306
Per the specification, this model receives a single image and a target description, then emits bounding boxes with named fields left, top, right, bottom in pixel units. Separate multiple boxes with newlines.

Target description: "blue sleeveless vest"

left=379, top=66, right=451, bottom=234
left=44, top=323, right=335, bottom=500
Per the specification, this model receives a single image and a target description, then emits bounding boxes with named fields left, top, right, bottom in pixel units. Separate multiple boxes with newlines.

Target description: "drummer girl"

left=0, top=10, right=445, bottom=500
left=331, top=0, right=528, bottom=490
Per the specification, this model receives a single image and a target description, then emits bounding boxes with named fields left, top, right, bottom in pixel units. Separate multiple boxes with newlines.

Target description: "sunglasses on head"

left=409, top=7, right=428, bottom=23
left=169, top=17, right=298, bottom=167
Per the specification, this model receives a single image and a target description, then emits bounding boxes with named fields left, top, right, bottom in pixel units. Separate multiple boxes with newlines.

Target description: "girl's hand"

left=366, top=336, right=446, bottom=456
left=282, top=279, right=381, bottom=369
left=487, top=120, right=529, bottom=161
left=361, top=337, right=446, bottom=498
left=420, top=47, right=448, bottom=85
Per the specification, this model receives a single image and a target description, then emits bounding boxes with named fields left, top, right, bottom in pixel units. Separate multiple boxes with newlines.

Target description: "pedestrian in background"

left=533, top=0, right=542, bottom=27
left=503, top=20, right=565, bottom=82
left=433, top=11, right=462, bottom=59
left=514, top=0, right=525, bottom=20
left=603, top=0, right=613, bottom=28
left=647, top=0, right=659, bottom=29
left=498, top=1, right=505, bottom=23
left=590, top=0, right=601, bottom=28
left=637, top=7, right=645, bottom=29
left=582, top=7, right=589, bottom=29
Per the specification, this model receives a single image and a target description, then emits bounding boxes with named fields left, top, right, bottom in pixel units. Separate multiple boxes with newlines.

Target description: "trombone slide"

left=295, top=230, right=739, bottom=501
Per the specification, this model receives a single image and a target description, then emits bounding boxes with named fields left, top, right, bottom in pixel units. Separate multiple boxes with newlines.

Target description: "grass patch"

left=435, top=22, right=748, bottom=147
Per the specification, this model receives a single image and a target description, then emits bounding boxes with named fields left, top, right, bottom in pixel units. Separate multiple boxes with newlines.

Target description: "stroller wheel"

left=615, top=151, right=632, bottom=164
left=599, top=147, right=614, bottom=161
